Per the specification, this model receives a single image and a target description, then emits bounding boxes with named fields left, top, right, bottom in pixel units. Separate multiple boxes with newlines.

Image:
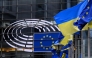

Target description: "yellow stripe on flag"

left=88, top=21, right=92, bottom=28
left=60, top=35, right=73, bottom=46
left=58, top=18, right=79, bottom=36
left=58, top=18, right=79, bottom=45
left=82, top=21, right=92, bottom=30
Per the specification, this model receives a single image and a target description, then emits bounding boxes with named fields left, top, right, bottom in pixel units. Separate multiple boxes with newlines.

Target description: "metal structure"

left=68, top=29, right=92, bottom=58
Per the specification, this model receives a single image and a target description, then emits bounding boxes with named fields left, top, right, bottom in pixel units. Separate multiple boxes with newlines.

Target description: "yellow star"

left=49, top=36, right=51, bottom=38
left=52, top=41, right=54, bottom=43
left=40, top=42, right=42, bottom=44
left=46, top=48, right=48, bottom=50
left=46, top=35, right=48, bottom=37
left=51, top=45, right=53, bottom=46
left=87, top=6, right=90, bottom=9
left=51, top=38, right=54, bottom=40
left=41, top=38, right=43, bottom=40
left=41, top=45, right=43, bottom=47
left=86, top=12, right=88, bottom=15
left=43, top=36, right=45, bottom=38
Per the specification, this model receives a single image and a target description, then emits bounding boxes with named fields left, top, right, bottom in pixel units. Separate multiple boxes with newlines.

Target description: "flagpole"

left=88, top=28, right=90, bottom=58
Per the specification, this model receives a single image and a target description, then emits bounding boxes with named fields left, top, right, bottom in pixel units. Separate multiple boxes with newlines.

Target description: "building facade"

left=1, top=0, right=92, bottom=58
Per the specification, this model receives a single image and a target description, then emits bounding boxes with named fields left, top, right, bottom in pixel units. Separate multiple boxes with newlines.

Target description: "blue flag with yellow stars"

left=74, top=0, right=92, bottom=30
left=34, top=32, right=62, bottom=52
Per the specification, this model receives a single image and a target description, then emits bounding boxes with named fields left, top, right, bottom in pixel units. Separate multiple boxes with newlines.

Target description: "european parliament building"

left=0, top=0, right=92, bottom=58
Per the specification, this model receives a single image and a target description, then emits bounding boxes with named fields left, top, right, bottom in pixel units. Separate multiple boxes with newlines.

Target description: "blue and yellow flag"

left=54, top=0, right=88, bottom=46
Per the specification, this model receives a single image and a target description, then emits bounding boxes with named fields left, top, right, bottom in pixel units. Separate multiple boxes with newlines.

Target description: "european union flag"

left=34, top=32, right=61, bottom=52
left=52, top=40, right=72, bottom=58
left=74, top=0, right=92, bottom=30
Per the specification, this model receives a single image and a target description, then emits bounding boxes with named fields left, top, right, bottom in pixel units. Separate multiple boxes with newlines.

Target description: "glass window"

left=6, top=0, right=13, bottom=11
left=35, top=4, right=45, bottom=18
left=71, top=0, right=78, bottom=7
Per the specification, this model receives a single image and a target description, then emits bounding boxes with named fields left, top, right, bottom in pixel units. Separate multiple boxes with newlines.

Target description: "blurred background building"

left=0, top=0, right=92, bottom=58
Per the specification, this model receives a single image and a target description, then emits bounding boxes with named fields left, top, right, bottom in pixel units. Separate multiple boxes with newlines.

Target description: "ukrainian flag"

left=54, top=0, right=88, bottom=46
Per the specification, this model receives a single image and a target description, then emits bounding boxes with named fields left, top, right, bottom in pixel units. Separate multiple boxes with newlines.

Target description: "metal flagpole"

left=75, top=35, right=78, bottom=58
left=68, top=46, right=70, bottom=58
left=88, top=28, right=90, bottom=58
left=81, top=31, right=85, bottom=58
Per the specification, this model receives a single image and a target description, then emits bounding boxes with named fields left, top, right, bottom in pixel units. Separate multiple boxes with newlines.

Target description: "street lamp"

left=54, top=43, right=63, bottom=58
